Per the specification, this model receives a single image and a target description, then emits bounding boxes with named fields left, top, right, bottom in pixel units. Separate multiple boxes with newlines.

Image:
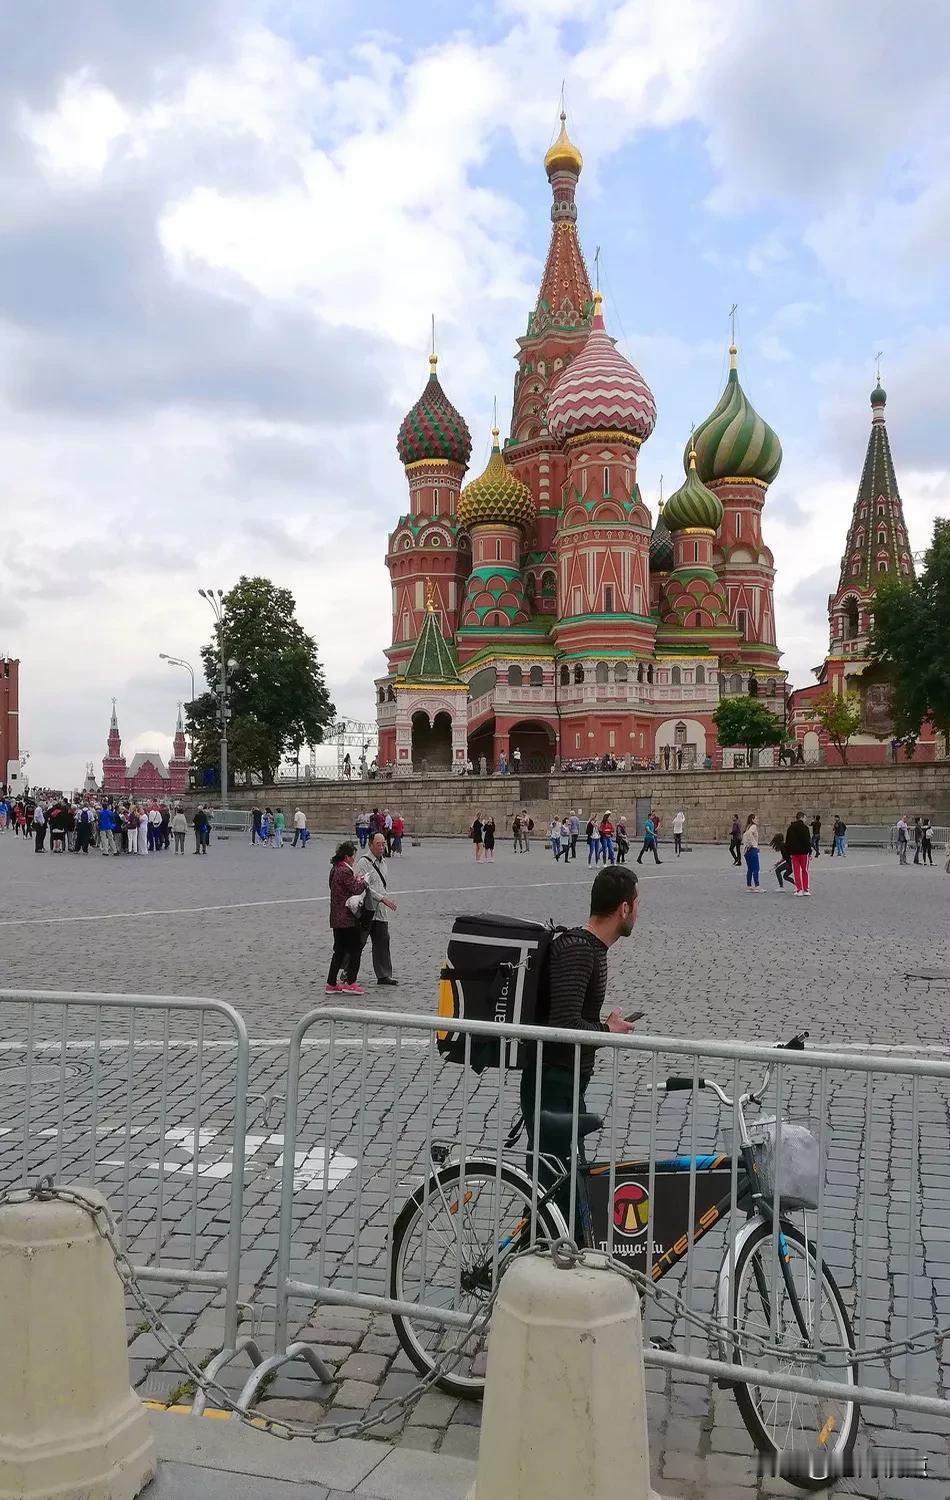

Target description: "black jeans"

left=328, top=926, right=362, bottom=986
left=520, top=1067, right=589, bottom=1234
left=364, top=919, right=393, bottom=981
left=775, top=856, right=793, bottom=887
left=636, top=838, right=660, bottom=864
left=674, top=833, right=682, bottom=855
left=729, top=837, right=741, bottom=865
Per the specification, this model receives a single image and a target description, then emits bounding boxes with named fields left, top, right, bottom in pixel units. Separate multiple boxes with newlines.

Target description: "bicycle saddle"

left=538, top=1109, right=604, bottom=1147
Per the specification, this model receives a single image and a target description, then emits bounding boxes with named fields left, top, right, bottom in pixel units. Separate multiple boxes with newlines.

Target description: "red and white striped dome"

left=546, top=293, right=656, bottom=445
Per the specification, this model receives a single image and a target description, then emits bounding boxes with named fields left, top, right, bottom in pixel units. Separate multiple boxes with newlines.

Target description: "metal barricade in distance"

left=0, top=988, right=260, bottom=1399
left=253, top=1006, right=950, bottom=1474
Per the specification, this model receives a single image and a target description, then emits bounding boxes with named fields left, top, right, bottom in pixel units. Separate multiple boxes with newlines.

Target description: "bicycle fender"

left=714, top=1214, right=768, bottom=1363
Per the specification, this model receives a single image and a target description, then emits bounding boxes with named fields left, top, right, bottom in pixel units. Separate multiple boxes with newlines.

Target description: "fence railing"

left=236, top=1006, right=950, bottom=1446
left=0, top=989, right=261, bottom=1402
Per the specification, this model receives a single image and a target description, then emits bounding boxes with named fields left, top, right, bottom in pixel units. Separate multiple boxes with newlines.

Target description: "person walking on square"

left=293, top=808, right=308, bottom=848
left=810, top=813, right=822, bottom=857
left=251, top=806, right=262, bottom=845
left=356, top=832, right=400, bottom=987
left=598, top=810, right=616, bottom=865
left=383, top=809, right=394, bottom=856
left=728, top=813, right=742, bottom=866
left=193, top=806, right=209, bottom=854
left=921, top=818, right=935, bottom=866
left=98, top=802, right=117, bottom=857
left=615, top=817, right=629, bottom=864
left=586, top=815, right=598, bottom=865
left=483, top=815, right=495, bottom=862
left=568, top=810, right=580, bottom=860
left=513, top=746, right=522, bottom=775
left=672, top=808, right=685, bottom=857
left=549, top=817, right=562, bottom=861
left=913, top=816, right=924, bottom=864
left=785, top=811, right=812, bottom=895
left=327, top=841, right=366, bottom=994
left=471, top=814, right=485, bottom=861
left=896, top=814, right=910, bottom=865
left=172, top=806, right=187, bottom=854
left=392, top=811, right=405, bottom=854
left=635, top=812, right=660, bottom=866
left=76, top=803, right=93, bottom=855
left=830, top=815, right=845, bottom=856
left=273, top=807, right=285, bottom=848
left=741, top=813, right=761, bottom=889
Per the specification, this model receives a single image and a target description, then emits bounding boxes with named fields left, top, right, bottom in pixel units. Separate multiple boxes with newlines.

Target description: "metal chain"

left=2, top=1175, right=942, bottom=1446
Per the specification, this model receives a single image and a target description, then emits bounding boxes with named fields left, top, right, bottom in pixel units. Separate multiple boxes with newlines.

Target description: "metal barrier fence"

left=0, top=989, right=260, bottom=1400
left=240, top=1005, right=950, bottom=1463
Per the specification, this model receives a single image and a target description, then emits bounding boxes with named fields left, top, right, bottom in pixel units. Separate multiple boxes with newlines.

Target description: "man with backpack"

left=520, top=868, right=639, bottom=1222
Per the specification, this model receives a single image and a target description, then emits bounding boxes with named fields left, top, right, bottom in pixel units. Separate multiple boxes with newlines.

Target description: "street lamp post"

left=198, top=590, right=234, bottom=810
left=158, top=652, right=196, bottom=705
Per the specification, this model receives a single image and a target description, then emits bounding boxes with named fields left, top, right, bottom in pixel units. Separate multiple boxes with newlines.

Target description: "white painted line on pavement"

left=0, top=1037, right=427, bottom=1051
left=0, top=861, right=891, bottom=927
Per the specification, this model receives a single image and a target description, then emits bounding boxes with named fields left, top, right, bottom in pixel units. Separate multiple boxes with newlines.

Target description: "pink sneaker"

left=325, top=983, right=341, bottom=994
left=339, top=982, right=364, bottom=995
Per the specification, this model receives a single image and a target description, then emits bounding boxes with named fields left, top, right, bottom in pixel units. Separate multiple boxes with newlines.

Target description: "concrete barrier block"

left=0, top=1189, right=156, bottom=1500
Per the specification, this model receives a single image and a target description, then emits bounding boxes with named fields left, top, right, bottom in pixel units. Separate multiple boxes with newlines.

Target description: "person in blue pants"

left=742, top=813, right=760, bottom=889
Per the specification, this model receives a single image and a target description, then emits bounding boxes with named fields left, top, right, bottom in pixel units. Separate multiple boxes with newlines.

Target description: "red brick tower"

left=169, top=703, right=189, bottom=794
left=385, top=354, right=473, bottom=672
left=507, top=113, right=593, bottom=615
left=102, top=700, right=127, bottom=793
left=1, top=657, right=19, bottom=792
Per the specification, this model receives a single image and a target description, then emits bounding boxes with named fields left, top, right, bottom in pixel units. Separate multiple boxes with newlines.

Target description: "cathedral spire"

left=835, top=380, right=911, bottom=594
left=528, top=109, right=592, bottom=339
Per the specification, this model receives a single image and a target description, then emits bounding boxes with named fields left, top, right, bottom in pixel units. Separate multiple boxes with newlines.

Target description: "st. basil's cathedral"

left=375, top=115, right=922, bottom=771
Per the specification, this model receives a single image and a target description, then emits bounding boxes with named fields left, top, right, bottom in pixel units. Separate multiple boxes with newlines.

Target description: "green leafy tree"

left=813, top=691, right=862, bottom=765
left=870, top=517, right=950, bottom=755
left=186, top=577, right=335, bottom=787
left=712, top=695, right=785, bottom=764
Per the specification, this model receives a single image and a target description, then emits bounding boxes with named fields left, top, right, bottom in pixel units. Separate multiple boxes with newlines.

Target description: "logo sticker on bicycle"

left=612, top=1180, right=649, bottom=1239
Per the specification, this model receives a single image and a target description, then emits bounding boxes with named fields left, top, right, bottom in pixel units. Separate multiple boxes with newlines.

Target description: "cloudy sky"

left=3, top=0, right=949, bottom=789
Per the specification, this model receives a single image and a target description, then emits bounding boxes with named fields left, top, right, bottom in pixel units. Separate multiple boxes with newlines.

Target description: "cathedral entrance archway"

left=411, top=709, right=453, bottom=771
left=468, top=718, right=495, bottom=772
left=844, top=598, right=859, bottom=640
left=508, top=719, right=556, bottom=772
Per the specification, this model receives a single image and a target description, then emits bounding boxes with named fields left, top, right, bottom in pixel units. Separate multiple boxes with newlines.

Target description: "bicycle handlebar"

left=665, top=1075, right=705, bottom=1091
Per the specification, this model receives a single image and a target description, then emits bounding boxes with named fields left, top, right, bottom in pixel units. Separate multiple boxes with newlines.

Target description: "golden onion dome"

left=457, top=429, right=535, bottom=531
left=544, top=111, right=583, bottom=178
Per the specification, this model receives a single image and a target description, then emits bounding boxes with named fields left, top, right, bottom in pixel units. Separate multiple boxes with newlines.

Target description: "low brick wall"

left=194, top=763, right=950, bottom=845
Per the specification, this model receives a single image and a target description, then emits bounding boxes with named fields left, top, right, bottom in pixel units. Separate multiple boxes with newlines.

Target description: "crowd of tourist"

left=0, top=795, right=215, bottom=854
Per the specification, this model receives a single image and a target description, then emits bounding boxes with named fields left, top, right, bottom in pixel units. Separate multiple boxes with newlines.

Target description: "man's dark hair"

left=590, top=865, right=638, bottom=916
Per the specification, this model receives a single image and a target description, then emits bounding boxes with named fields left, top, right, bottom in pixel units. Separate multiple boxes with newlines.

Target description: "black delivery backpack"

left=436, top=913, right=558, bottom=1072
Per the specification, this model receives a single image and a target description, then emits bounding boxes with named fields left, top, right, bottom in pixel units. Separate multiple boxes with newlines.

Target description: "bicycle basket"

left=749, top=1117, right=820, bottom=1211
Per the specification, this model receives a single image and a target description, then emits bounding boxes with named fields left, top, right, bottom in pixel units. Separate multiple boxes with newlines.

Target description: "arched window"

left=766, top=678, right=776, bottom=695
left=387, top=686, right=395, bottom=702
left=844, top=599, right=859, bottom=639
left=737, top=609, right=747, bottom=638
left=637, top=663, right=644, bottom=683
left=559, top=665, right=569, bottom=686
left=696, top=664, right=705, bottom=685
left=852, top=560, right=859, bottom=576
left=507, top=664, right=523, bottom=687
left=433, top=489, right=440, bottom=508
left=878, top=530, right=886, bottom=546
left=730, top=672, right=743, bottom=694
left=671, top=665, right=681, bottom=685
left=495, top=539, right=502, bottom=561
left=878, top=560, right=887, bottom=573
left=595, top=661, right=609, bottom=684
left=647, top=664, right=654, bottom=684
left=603, top=465, right=610, bottom=494
left=693, top=541, right=699, bottom=562
left=574, top=664, right=585, bottom=684
left=542, top=571, right=556, bottom=597
left=378, top=687, right=386, bottom=703
left=614, top=662, right=628, bottom=683
left=856, top=530, right=864, bottom=547
left=529, top=664, right=544, bottom=687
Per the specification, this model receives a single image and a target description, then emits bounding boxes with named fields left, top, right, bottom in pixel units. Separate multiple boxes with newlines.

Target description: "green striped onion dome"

left=457, top=430, right=535, bottom=530
left=688, top=347, right=782, bottom=486
left=397, top=354, right=472, bottom=468
left=663, top=450, right=724, bottom=533
left=649, top=502, right=674, bottom=570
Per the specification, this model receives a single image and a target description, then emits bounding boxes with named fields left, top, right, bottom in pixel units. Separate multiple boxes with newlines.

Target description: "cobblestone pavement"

left=1, top=830, right=949, bottom=1497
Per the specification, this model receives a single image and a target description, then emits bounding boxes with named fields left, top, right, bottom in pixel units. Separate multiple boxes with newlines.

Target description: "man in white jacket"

left=355, top=833, right=399, bottom=986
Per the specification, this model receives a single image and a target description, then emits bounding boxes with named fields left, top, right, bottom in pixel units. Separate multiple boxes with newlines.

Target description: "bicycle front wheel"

left=725, top=1219, right=859, bottom=1490
left=391, top=1161, right=561, bottom=1398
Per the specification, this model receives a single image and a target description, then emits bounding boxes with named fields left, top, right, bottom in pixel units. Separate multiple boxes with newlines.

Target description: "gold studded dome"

left=457, top=428, right=535, bottom=531
left=544, top=111, right=583, bottom=178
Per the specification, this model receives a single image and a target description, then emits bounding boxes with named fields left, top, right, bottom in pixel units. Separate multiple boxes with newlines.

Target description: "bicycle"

left=389, top=1030, right=859, bottom=1490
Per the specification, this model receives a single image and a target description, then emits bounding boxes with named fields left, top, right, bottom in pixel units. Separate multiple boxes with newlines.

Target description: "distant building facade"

left=1, top=656, right=19, bottom=793
left=101, top=701, right=190, bottom=797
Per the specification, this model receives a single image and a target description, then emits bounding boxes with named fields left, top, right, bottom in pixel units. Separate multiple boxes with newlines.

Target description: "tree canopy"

left=186, top=577, right=335, bottom=787
left=813, top=691, right=862, bottom=764
left=712, top=695, right=785, bottom=763
left=870, top=517, right=950, bottom=753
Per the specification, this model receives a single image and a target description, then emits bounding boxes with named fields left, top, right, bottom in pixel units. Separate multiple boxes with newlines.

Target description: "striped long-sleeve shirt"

left=541, top=928, right=609, bottom=1078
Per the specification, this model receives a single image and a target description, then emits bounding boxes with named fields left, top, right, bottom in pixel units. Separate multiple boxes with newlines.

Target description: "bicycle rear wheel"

left=390, top=1161, right=561, bottom=1398
left=724, top=1219, right=859, bottom=1490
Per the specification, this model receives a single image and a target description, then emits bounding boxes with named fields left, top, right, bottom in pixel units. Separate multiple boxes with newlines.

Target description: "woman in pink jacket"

left=327, top=841, right=366, bottom=994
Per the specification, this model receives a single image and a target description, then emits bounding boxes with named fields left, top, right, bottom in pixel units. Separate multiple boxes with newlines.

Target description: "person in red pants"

left=784, top=811, right=813, bottom=896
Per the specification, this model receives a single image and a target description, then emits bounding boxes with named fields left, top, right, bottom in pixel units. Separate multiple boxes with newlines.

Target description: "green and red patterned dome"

left=457, top=429, right=535, bottom=530
left=688, top=346, right=782, bottom=486
left=397, top=354, right=472, bottom=468
left=663, top=448, right=724, bottom=532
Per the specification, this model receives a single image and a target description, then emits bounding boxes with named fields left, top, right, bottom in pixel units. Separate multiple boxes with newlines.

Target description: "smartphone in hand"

left=624, top=1010, right=646, bottom=1024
